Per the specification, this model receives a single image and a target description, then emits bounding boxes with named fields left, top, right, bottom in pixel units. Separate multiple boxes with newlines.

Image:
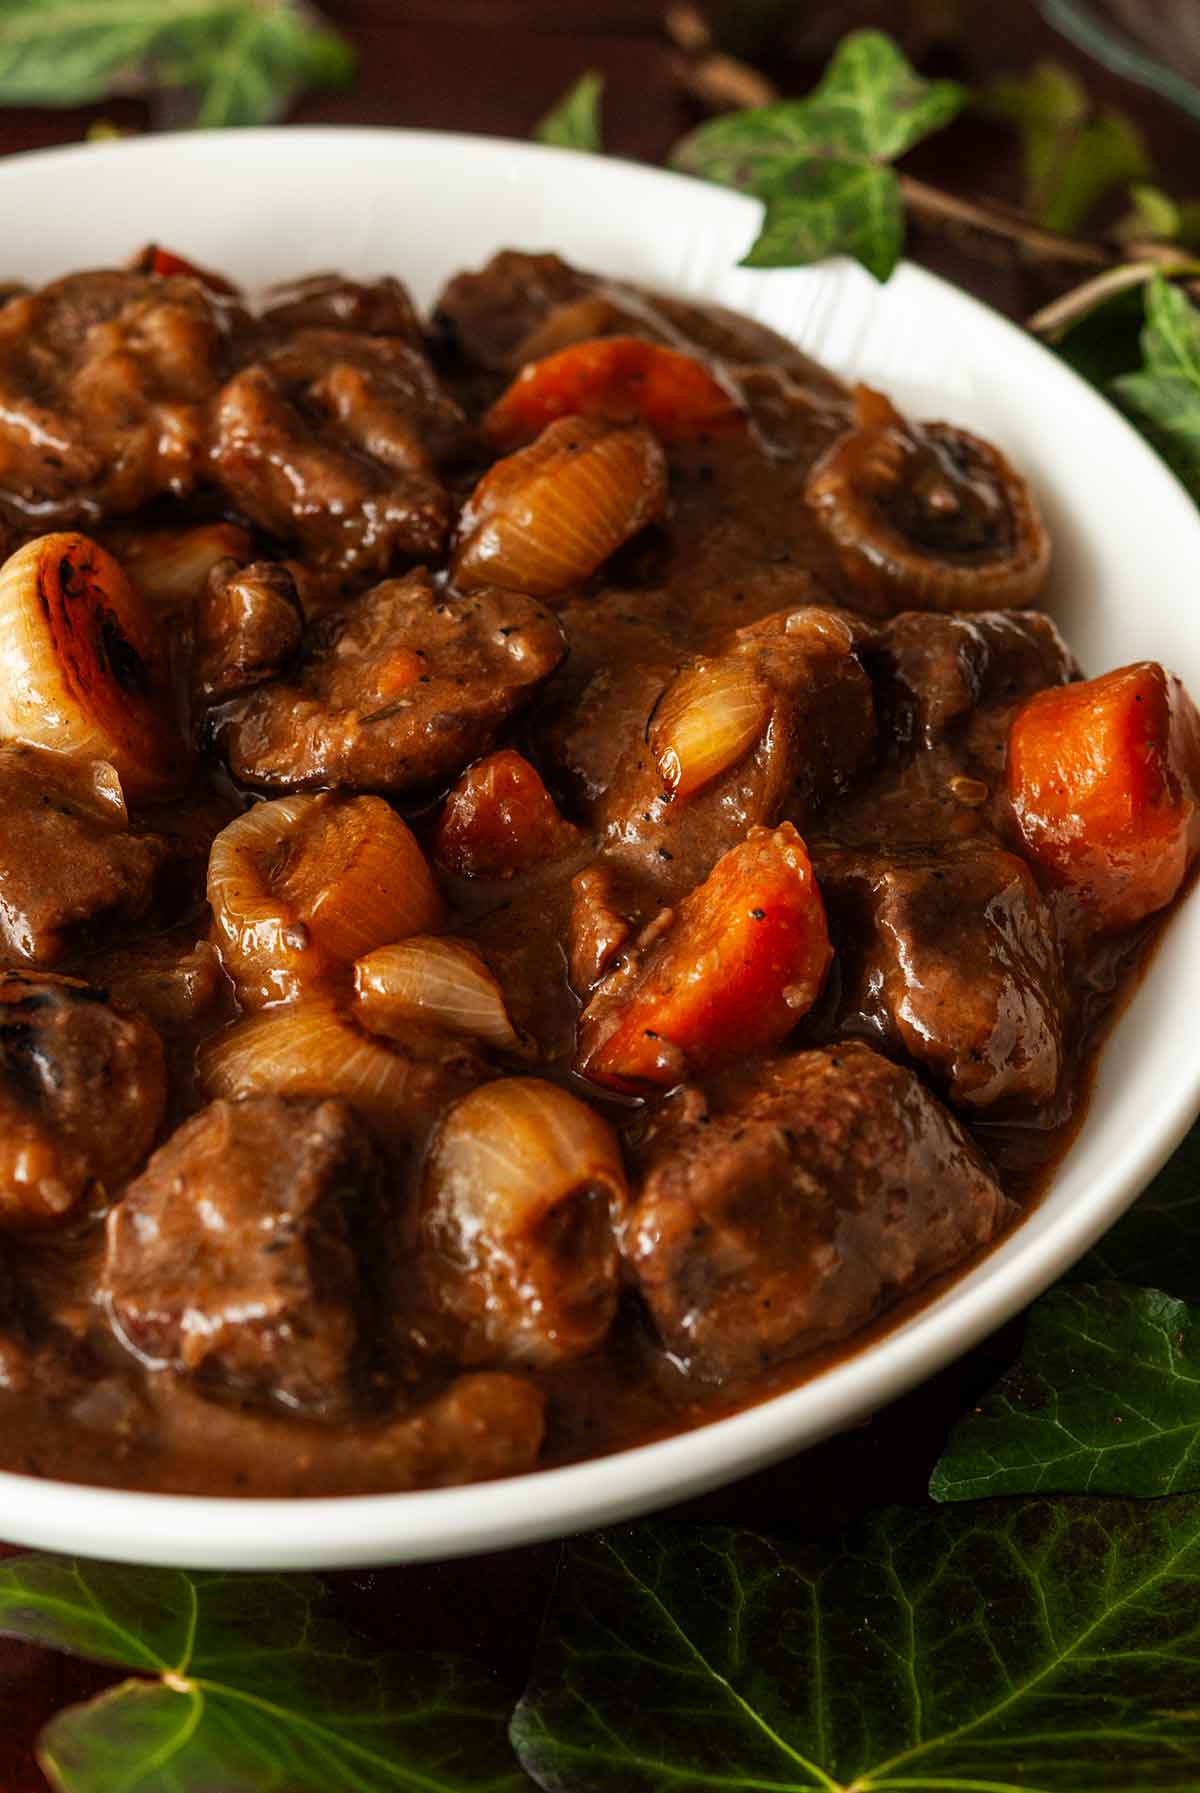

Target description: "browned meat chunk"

left=0, top=747, right=167, bottom=966
left=143, top=1366, right=544, bottom=1493
left=432, top=249, right=848, bottom=398
left=209, top=329, right=466, bottom=576
left=624, top=1041, right=1013, bottom=1379
left=191, top=558, right=303, bottom=709
left=102, top=1096, right=381, bottom=1413
left=870, top=609, right=1076, bottom=749
left=0, top=271, right=233, bottom=525
left=819, top=841, right=1067, bottom=1114
left=434, top=251, right=594, bottom=371
left=258, top=273, right=425, bottom=347
left=595, top=606, right=876, bottom=900
left=82, top=936, right=228, bottom=1036
left=218, top=570, right=565, bottom=793
left=0, top=973, right=166, bottom=1229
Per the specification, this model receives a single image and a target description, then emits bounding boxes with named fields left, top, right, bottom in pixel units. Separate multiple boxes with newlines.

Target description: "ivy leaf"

left=534, top=71, right=604, bottom=153
left=1114, top=275, right=1200, bottom=498
left=671, top=30, right=965, bottom=281
left=742, top=161, right=903, bottom=281
left=1068, top=1121, right=1200, bottom=1296
left=981, top=59, right=1148, bottom=234
left=0, top=1556, right=526, bottom=1793
left=930, top=1283, right=1200, bottom=1502
left=512, top=1505, right=1200, bottom=1791
left=0, top=0, right=354, bottom=129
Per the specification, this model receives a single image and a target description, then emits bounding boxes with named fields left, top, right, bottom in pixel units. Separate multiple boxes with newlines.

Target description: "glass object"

left=1040, top=0, right=1200, bottom=123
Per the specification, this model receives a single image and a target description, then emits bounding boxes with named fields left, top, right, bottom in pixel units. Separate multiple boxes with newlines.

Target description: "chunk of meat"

left=432, top=250, right=848, bottom=399
left=0, top=270, right=234, bottom=524
left=434, top=749, right=582, bottom=879
left=80, top=936, right=228, bottom=1036
left=0, top=972, right=166, bottom=1228
left=1008, top=660, right=1200, bottom=931
left=101, top=1096, right=382, bottom=1413
left=819, top=841, right=1067, bottom=1113
left=191, top=558, right=303, bottom=710
left=433, top=251, right=595, bottom=371
left=596, top=606, right=876, bottom=899
left=870, top=609, right=1078, bottom=749
left=144, top=1367, right=544, bottom=1493
left=624, top=1041, right=1014, bottom=1379
left=257, top=273, right=424, bottom=347
left=578, top=822, right=833, bottom=1090
left=0, top=746, right=167, bottom=966
left=209, top=329, right=466, bottom=576
left=218, top=571, right=566, bottom=793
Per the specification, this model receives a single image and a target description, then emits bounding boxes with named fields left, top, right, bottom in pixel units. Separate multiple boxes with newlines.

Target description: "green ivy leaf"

left=0, top=1556, right=526, bottom=1793
left=534, top=71, right=604, bottom=153
left=930, top=1283, right=1200, bottom=1502
left=1068, top=1122, right=1200, bottom=1296
left=742, top=161, right=903, bottom=281
left=671, top=30, right=965, bottom=281
left=0, top=0, right=353, bottom=128
left=981, top=60, right=1148, bottom=234
left=1114, top=275, right=1200, bottom=498
left=513, top=1507, right=1200, bottom=1791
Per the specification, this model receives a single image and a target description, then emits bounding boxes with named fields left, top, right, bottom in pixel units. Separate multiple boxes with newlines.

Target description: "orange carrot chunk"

left=434, top=749, right=582, bottom=879
left=580, top=822, right=832, bottom=1090
left=483, top=335, right=744, bottom=449
left=132, top=243, right=238, bottom=296
left=1007, top=660, right=1200, bottom=931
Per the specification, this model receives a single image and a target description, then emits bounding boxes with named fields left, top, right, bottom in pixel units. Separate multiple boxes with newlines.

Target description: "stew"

left=0, top=247, right=1194, bottom=1497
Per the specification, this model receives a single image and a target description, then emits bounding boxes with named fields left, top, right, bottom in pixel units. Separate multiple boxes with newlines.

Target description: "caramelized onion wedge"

left=197, top=1000, right=481, bottom=1143
left=419, top=1077, right=630, bottom=1366
left=207, top=793, right=444, bottom=1009
left=805, top=386, right=1051, bottom=616
left=0, top=533, right=182, bottom=797
left=649, top=657, right=772, bottom=803
left=104, top=522, right=252, bottom=610
left=482, top=335, right=745, bottom=448
left=453, top=416, right=666, bottom=598
left=354, top=937, right=533, bottom=1056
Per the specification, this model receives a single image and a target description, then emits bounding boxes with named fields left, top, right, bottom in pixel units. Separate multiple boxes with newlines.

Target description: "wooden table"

left=1, top=5, right=1198, bottom=1786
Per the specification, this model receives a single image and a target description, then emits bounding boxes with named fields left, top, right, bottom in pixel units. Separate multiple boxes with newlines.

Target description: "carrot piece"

left=434, top=750, right=581, bottom=879
left=131, top=243, right=238, bottom=296
left=1007, top=660, right=1200, bottom=930
left=580, top=822, right=832, bottom=1090
left=482, top=336, right=745, bottom=449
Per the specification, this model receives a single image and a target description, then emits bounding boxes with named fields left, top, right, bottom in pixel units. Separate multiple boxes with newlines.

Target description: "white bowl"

left=0, top=128, right=1197, bottom=1568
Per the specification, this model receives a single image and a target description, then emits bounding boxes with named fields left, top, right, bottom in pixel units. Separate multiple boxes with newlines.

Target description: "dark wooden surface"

left=1, top=4, right=1198, bottom=1787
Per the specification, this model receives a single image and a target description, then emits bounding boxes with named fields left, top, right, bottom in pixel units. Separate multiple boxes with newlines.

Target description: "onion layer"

left=207, top=793, right=444, bottom=1008
left=104, top=522, right=252, bottom=609
left=419, top=1077, right=629, bottom=1366
left=196, top=999, right=482, bottom=1143
left=805, top=386, right=1051, bottom=615
left=649, top=657, right=772, bottom=803
left=0, top=533, right=182, bottom=797
left=453, top=416, right=666, bottom=598
left=354, top=937, right=532, bottom=1056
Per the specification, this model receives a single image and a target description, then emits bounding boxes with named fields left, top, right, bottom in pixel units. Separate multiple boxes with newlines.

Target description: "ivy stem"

left=1027, top=255, right=1200, bottom=337
left=897, top=174, right=1111, bottom=267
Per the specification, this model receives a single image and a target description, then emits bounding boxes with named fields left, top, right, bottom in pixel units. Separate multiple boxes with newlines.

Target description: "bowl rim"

left=0, top=124, right=1197, bottom=1568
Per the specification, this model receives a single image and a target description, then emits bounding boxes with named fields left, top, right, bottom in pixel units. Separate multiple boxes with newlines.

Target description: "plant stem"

left=898, top=174, right=1111, bottom=267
